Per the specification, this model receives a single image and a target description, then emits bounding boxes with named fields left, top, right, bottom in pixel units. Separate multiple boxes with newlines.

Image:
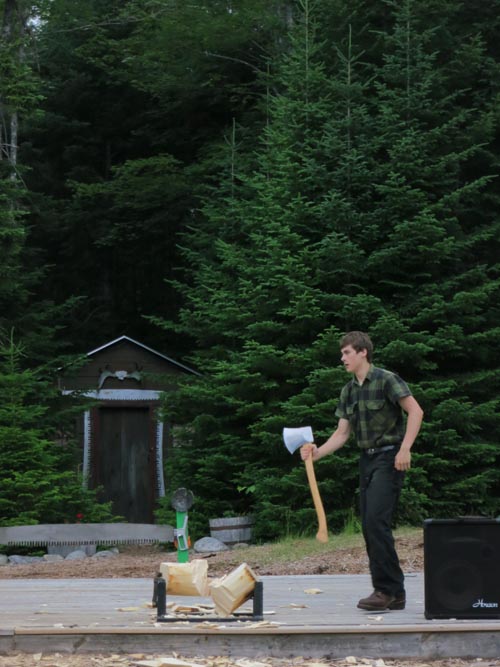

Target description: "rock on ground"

left=193, top=536, right=229, bottom=553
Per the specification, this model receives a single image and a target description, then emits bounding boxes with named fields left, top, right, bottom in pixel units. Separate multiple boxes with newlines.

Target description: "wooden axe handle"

left=304, top=453, right=328, bottom=543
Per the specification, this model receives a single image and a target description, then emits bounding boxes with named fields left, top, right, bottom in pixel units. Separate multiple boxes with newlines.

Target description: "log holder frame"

left=152, top=574, right=264, bottom=622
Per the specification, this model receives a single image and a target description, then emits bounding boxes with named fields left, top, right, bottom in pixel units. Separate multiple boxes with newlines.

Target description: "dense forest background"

left=1, top=0, right=499, bottom=538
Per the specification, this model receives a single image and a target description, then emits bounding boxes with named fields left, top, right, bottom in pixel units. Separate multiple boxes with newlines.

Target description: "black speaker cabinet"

left=424, top=517, right=500, bottom=619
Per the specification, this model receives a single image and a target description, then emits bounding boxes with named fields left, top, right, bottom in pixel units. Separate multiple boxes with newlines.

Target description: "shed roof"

left=86, top=335, right=200, bottom=376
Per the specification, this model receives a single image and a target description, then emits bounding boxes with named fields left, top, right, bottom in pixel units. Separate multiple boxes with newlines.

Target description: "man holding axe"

left=298, top=331, right=423, bottom=612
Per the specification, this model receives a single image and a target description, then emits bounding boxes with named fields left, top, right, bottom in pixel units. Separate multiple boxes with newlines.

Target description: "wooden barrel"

left=209, top=516, right=254, bottom=545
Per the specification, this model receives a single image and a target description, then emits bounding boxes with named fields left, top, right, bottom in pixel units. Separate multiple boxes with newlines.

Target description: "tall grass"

left=217, top=525, right=422, bottom=570
left=342, top=508, right=362, bottom=535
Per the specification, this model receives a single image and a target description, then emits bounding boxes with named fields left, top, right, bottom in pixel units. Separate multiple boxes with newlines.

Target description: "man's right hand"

left=300, top=443, right=318, bottom=461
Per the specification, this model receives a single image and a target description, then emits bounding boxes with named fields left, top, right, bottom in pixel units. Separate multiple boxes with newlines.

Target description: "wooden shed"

left=58, top=336, right=199, bottom=523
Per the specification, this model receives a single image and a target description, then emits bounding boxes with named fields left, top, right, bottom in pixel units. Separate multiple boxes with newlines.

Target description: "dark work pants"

left=359, top=448, right=405, bottom=597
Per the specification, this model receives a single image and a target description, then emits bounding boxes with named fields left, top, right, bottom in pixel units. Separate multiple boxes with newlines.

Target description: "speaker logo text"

left=472, top=599, right=499, bottom=608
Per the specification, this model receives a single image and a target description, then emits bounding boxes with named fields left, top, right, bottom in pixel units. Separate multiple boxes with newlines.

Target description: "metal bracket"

left=173, top=514, right=189, bottom=552
left=153, top=576, right=264, bottom=623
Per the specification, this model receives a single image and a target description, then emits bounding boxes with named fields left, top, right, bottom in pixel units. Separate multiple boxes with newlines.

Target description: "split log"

left=160, top=559, right=209, bottom=596
left=209, top=562, right=259, bottom=616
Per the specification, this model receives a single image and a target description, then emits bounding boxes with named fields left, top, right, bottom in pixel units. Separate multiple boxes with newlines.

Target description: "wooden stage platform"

left=1, top=573, right=500, bottom=659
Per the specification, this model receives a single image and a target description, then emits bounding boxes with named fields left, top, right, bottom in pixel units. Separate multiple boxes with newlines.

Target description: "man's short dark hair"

left=340, top=331, right=373, bottom=362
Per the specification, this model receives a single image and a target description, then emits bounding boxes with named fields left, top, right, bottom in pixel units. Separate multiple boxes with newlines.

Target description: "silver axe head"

left=282, top=426, right=314, bottom=454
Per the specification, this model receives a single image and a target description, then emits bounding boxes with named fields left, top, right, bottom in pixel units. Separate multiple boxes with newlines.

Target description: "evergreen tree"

left=2, top=0, right=499, bottom=536
left=21, top=0, right=287, bottom=352
left=0, top=332, right=114, bottom=526
left=0, top=0, right=73, bottom=363
left=0, top=0, right=35, bottom=327
left=157, top=0, right=500, bottom=538
left=0, top=2, right=115, bottom=530
left=156, top=0, right=376, bottom=538
left=362, top=0, right=500, bottom=519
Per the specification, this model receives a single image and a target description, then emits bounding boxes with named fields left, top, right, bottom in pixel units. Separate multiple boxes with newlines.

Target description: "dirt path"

left=0, top=533, right=424, bottom=580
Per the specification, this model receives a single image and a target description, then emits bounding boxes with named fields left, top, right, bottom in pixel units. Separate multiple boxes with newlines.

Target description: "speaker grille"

left=424, top=518, right=500, bottom=619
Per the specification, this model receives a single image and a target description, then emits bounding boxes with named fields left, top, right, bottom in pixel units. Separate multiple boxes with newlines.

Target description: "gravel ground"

left=0, top=654, right=498, bottom=667
left=0, top=534, right=423, bottom=580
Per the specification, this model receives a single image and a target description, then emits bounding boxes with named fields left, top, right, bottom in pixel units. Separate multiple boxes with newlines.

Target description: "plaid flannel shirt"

left=335, top=365, right=411, bottom=449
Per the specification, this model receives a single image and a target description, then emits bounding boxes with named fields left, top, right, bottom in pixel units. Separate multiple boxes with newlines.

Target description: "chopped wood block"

left=209, top=562, right=259, bottom=616
left=171, top=603, right=212, bottom=614
left=134, top=659, right=206, bottom=667
left=160, top=559, right=209, bottom=596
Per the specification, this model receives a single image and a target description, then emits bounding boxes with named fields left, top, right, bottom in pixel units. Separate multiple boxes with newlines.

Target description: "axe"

left=283, top=426, right=328, bottom=543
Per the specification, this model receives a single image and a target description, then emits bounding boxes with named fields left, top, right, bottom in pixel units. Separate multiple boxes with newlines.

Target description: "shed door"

left=96, top=406, right=154, bottom=522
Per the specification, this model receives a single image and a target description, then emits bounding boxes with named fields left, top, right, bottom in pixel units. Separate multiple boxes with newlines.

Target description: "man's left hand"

left=395, top=449, right=411, bottom=471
